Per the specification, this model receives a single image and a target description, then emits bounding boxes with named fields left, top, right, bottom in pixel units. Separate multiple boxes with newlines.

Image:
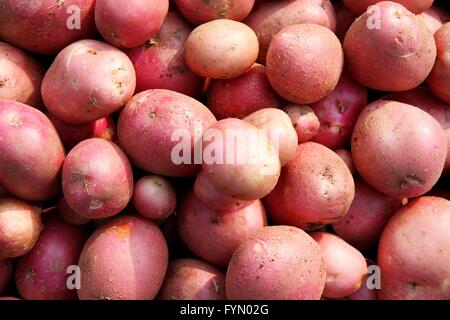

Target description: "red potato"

left=420, top=5, right=450, bottom=34
left=178, top=191, right=267, bottom=266
left=266, top=24, right=343, bottom=104
left=0, top=198, right=42, bottom=259
left=334, top=149, right=355, bottom=175
left=0, top=0, right=96, bottom=55
left=351, top=100, right=447, bottom=198
left=335, top=2, right=357, bottom=42
left=0, top=100, right=65, bottom=201
left=207, top=64, right=282, bottom=120
left=378, top=197, right=450, bottom=300
left=126, top=12, right=203, bottom=97
left=62, top=139, right=134, bottom=220
left=58, top=197, right=90, bottom=226
left=343, top=0, right=434, bottom=15
left=427, top=23, right=450, bottom=104
left=282, top=105, right=320, bottom=143
left=132, top=175, right=177, bottom=221
left=158, top=259, right=226, bottom=300
left=184, top=19, right=259, bottom=79
left=244, top=0, right=337, bottom=64
left=226, top=226, right=326, bottom=300
left=41, top=40, right=136, bottom=125
left=15, top=217, right=87, bottom=300
left=117, top=89, right=216, bottom=177
left=265, top=142, right=355, bottom=230
left=0, top=259, right=13, bottom=294
left=344, top=2, right=436, bottom=92
left=78, top=215, right=168, bottom=300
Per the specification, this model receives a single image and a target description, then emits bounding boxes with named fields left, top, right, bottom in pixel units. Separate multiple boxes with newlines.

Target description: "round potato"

left=282, top=105, right=320, bottom=143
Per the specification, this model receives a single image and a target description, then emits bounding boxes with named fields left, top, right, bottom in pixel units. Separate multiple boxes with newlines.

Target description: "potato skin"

left=184, top=19, right=259, bottom=79
left=334, top=149, right=355, bottom=175
left=226, top=226, right=326, bottom=300
left=419, top=5, right=450, bottom=34
left=58, top=197, right=90, bottom=226
left=157, top=259, right=226, bottom=300
left=266, top=24, right=343, bottom=104
left=62, top=139, right=134, bottom=220
left=351, top=100, right=447, bottom=198
left=78, top=215, right=168, bottom=300
left=427, top=23, right=450, bottom=104
left=15, top=217, right=87, bottom=300
left=343, top=2, right=436, bottom=91
left=335, top=2, right=357, bottom=42
left=41, top=40, right=136, bottom=125
left=0, top=259, right=13, bottom=295
left=0, top=100, right=65, bottom=201
left=265, top=142, right=355, bottom=230
left=343, top=0, right=434, bottom=15
left=282, top=105, right=320, bottom=143
left=378, top=196, right=450, bottom=300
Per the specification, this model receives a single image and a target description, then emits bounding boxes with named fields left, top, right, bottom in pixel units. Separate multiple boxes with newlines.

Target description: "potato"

left=335, top=2, right=357, bottom=42
left=0, top=198, right=42, bottom=259
left=78, top=215, right=169, bottom=300
left=158, top=258, right=226, bottom=300
left=351, top=100, right=447, bottom=198
left=266, top=24, right=343, bottom=104
left=310, top=69, right=368, bottom=150
left=343, top=0, right=434, bottom=15
left=419, top=5, right=450, bottom=34
left=0, top=0, right=96, bottom=55
left=15, top=217, right=87, bottom=300
left=334, top=149, right=355, bottom=175
left=117, top=89, right=216, bottom=177
left=126, top=12, right=203, bottom=97
left=132, top=175, right=176, bottom=221
left=207, top=64, right=282, bottom=119
left=266, top=142, right=355, bottom=230
left=282, top=105, right=320, bottom=143
left=343, top=2, right=436, bottom=91
left=0, top=259, right=12, bottom=295
left=226, top=225, right=326, bottom=300
left=177, top=190, right=267, bottom=266
left=201, top=118, right=281, bottom=200
left=41, top=40, right=136, bottom=125
left=184, top=19, right=259, bottom=79
left=427, top=23, right=450, bottom=104
left=58, top=197, right=90, bottom=226
left=62, top=139, right=134, bottom=220
left=378, top=196, right=450, bottom=300
left=0, top=100, right=65, bottom=201
left=244, top=0, right=337, bottom=64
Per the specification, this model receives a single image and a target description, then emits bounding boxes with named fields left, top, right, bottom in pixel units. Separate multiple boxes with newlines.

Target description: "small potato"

left=158, top=259, right=226, bottom=300
left=0, top=259, right=13, bottom=295
left=226, top=226, right=326, bottom=300
left=58, top=197, right=90, bottom=226
left=334, top=149, right=355, bottom=175
left=282, top=105, right=320, bottom=143
left=184, top=19, right=259, bottom=79
left=343, top=0, right=434, bottom=15
left=427, top=23, right=450, bottom=104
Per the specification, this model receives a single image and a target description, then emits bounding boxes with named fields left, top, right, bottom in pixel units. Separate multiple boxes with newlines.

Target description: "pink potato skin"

left=78, top=215, right=168, bottom=300
left=62, top=139, right=134, bottom=220
left=265, top=142, right=355, bottom=231
left=0, top=259, right=13, bottom=295
left=0, top=100, right=65, bottom=201
left=157, top=259, right=226, bottom=300
left=126, top=12, right=203, bottom=97
left=335, top=2, right=357, bottom=42
left=343, top=0, right=434, bottom=15
left=334, top=149, right=355, bottom=175
left=282, top=104, right=320, bottom=143
left=378, top=197, right=450, bottom=300
left=95, top=0, right=169, bottom=48
left=177, top=191, right=267, bottom=266
left=226, top=226, right=326, bottom=300
left=207, top=64, right=282, bottom=119
left=332, top=178, right=402, bottom=251
left=117, top=89, right=216, bottom=177
left=58, top=197, right=90, bottom=226
left=244, top=0, right=337, bottom=64
left=343, top=2, right=436, bottom=92
left=15, top=217, right=87, bottom=300
left=420, top=5, right=450, bottom=34
left=41, top=40, right=136, bottom=125
left=427, top=23, right=450, bottom=104
left=266, top=24, right=343, bottom=104
left=310, top=69, right=368, bottom=150
left=351, top=100, right=447, bottom=198
left=0, top=0, right=96, bottom=55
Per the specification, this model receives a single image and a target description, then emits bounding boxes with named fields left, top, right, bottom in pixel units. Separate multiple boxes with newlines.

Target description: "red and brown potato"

left=265, top=142, right=355, bottom=230
left=158, top=258, right=226, bottom=300
left=0, top=259, right=13, bottom=295
left=207, top=64, right=282, bottom=119
left=62, top=139, right=134, bottom=220
left=343, top=0, right=434, bottom=15
left=15, top=217, right=87, bottom=300
left=427, top=23, right=450, bottom=104
left=334, top=149, right=355, bottom=175
left=226, top=226, right=326, bottom=300
left=0, top=100, right=65, bottom=201
left=244, top=0, right=337, bottom=64
left=78, top=215, right=169, bottom=300
left=184, top=19, right=259, bottom=79
left=420, top=5, right=450, bottom=34
left=351, top=100, right=447, bottom=198
left=0, top=198, right=42, bottom=259
left=378, top=197, right=450, bottom=300
left=266, top=24, right=343, bottom=104
left=58, top=197, right=90, bottom=226
left=177, top=190, right=267, bottom=266
left=282, top=105, right=320, bottom=143
left=344, top=2, right=436, bottom=92
left=126, top=12, right=203, bottom=97
left=117, top=89, right=216, bottom=177
left=41, top=40, right=136, bottom=125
